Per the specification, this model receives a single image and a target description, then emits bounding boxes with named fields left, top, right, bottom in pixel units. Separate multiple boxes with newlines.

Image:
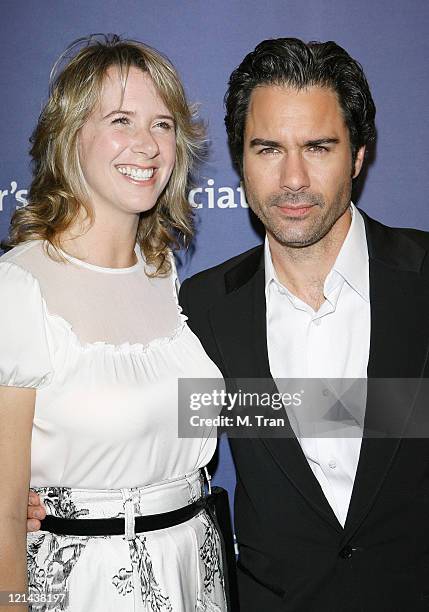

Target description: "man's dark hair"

left=225, top=38, right=376, bottom=174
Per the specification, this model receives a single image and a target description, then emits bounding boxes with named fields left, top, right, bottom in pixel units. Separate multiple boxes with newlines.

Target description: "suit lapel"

left=343, top=214, right=429, bottom=538
left=210, top=262, right=270, bottom=380
left=210, top=250, right=342, bottom=532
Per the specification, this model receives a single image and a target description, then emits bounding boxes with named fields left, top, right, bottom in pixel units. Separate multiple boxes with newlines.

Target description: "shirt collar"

left=264, top=203, right=369, bottom=302
left=330, top=203, right=369, bottom=302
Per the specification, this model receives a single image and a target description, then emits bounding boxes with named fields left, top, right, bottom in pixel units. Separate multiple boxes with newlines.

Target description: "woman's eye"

left=111, top=116, right=130, bottom=126
left=154, top=121, right=174, bottom=131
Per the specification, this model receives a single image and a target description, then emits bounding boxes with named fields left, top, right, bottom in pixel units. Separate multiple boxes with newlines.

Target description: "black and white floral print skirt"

left=27, top=470, right=226, bottom=611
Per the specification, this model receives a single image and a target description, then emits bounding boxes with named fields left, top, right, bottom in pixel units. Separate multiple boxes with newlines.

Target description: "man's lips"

left=276, top=204, right=315, bottom=217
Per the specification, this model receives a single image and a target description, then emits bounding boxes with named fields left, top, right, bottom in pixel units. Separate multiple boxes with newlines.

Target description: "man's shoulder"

left=179, top=244, right=263, bottom=330
left=395, top=225, right=429, bottom=248
left=362, top=212, right=429, bottom=267
left=182, top=244, right=263, bottom=294
left=366, top=212, right=429, bottom=242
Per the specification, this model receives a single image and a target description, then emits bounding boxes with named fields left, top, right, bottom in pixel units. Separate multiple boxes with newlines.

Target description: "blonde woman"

left=0, top=35, right=226, bottom=611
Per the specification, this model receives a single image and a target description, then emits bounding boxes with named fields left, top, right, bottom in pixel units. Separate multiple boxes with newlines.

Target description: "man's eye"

left=258, top=147, right=279, bottom=155
left=308, top=145, right=327, bottom=153
left=111, top=116, right=130, bottom=125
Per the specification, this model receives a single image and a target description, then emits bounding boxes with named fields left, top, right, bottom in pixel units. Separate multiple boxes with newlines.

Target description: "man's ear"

left=352, top=145, right=366, bottom=179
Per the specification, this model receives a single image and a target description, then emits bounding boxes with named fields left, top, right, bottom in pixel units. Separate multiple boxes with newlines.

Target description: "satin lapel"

left=210, top=265, right=342, bottom=532
left=343, top=217, right=429, bottom=539
left=209, top=267, right=270, bottom=379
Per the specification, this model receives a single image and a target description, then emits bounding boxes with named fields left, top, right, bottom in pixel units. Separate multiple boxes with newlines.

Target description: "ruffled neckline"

left=46, top=306, right=189, bottom=355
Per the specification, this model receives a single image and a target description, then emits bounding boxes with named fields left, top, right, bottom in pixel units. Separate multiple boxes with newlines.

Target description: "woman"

left=0, top=35, right=226, bottom=611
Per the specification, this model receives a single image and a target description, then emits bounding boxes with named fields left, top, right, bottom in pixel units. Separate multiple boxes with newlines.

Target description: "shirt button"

left=313, top=318, right=322, bottom=326
left=322, top=388, right=329, bottom=397
left=328, top=459, right=337, bottom=469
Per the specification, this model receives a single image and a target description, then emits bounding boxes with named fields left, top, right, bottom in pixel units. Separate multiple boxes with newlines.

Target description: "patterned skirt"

left=27, top=470, right=226, bottom=611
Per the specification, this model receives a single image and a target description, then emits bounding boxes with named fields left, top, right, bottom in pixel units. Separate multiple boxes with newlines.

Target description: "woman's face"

left=78, top=66, right=177, bottom=222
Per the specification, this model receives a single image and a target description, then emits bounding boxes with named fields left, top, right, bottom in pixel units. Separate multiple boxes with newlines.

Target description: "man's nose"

left=279, top=153, right=310, bottom=192
left=131, top=128, right=160, bottom=158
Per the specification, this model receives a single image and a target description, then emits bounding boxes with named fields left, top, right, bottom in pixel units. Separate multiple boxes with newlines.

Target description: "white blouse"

left=0, top=240, right=220, bottom=489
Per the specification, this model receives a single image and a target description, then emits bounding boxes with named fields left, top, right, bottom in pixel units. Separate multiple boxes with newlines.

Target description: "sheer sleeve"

left=0, top=262, right=53, bottom=388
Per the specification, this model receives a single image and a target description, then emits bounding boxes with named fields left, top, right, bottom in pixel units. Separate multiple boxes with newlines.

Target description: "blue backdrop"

left=1, top=0, right=429, bottom=506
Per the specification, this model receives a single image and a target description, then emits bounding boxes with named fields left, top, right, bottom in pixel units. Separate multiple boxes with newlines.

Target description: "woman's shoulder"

left=0, top=240, right=62, bottom=292
left=0, top=239, right=47, bottom=269
left=0, top=241, right=58, bottom=309
left=0, top=241, right=49, bottom=296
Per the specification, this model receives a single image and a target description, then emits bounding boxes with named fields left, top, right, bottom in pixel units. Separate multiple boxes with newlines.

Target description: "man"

left=28, top=39, right=429, bottom=610
left=179, top=39, right=429, bottom=611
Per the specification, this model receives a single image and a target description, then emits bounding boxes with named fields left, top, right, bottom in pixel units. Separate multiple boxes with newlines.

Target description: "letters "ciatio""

left=188, top=179, right=248, bottom=209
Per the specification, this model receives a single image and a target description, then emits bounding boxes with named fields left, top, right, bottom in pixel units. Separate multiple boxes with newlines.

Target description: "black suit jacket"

left=179, top=213, right=429, bottom=612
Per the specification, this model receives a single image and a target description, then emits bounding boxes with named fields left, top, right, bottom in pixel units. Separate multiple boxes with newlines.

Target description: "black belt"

left=40, top=497, right=206, bottom=536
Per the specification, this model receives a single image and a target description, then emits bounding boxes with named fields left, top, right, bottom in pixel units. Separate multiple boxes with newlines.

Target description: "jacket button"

left=339, top=545, right=353, bottom=559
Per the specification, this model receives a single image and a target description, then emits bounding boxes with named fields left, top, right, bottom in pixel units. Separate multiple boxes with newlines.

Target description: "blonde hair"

left=8, top=34, right=204, bottom=274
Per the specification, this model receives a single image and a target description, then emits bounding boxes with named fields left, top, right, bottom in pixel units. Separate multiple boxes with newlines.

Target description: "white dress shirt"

left=265, top=204, right=371, bottom=526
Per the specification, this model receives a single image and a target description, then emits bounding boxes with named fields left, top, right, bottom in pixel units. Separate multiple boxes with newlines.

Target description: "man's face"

left=242, top=85, right=365, bottom=248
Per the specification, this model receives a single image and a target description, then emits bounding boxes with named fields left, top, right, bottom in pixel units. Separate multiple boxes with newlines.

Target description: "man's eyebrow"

left=249, top=137, right=340, bottom=148
left=304, top=137, right=340, bottom=147
left=249, top=138, right=282, bottom=148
